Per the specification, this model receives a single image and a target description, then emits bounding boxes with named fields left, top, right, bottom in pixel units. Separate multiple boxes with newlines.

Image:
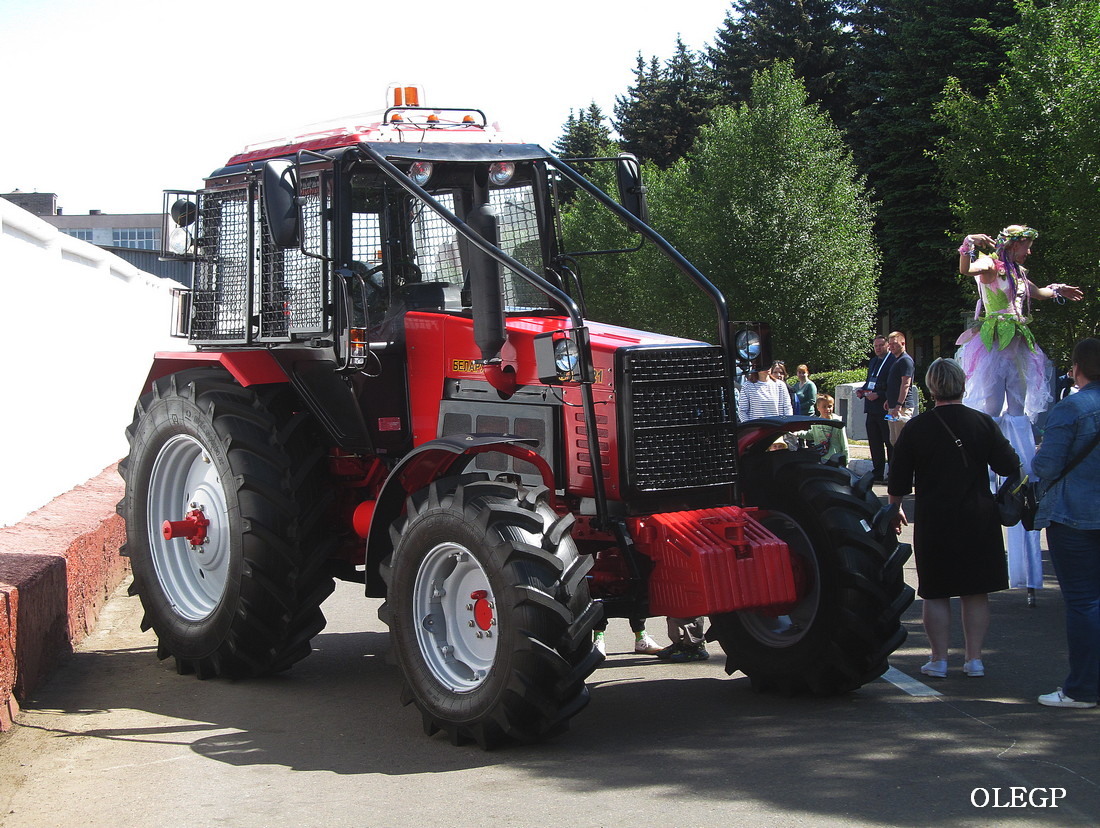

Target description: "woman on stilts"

left=955, top=225, right=1084, bottom=605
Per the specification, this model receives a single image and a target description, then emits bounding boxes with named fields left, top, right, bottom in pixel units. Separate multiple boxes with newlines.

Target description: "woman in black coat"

left=888, top=358, right=1020, bottom=679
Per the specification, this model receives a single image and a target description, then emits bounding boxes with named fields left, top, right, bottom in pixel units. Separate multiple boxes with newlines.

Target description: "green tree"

left=552, top=103, right=612, bottom=161
left=552, top=103, right=614, bottom=204
left=844, top=0, right=1018, bottom=340
left=565, top=62, right=880, bottom=369
left=614, top=38, right=714, bottom=169
left=709, top=0, right=852, bottom=126
left=935, top=0, right=1100, bottom=364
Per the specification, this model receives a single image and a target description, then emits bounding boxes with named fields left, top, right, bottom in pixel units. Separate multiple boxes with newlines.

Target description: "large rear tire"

left=709, top=450, right=913, bottom=694
left=119, top=369, right=336, bottom=678
left=381, top=475, right=601, bottom=748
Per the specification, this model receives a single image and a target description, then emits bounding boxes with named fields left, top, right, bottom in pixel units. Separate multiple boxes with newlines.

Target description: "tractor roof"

left=226, top=104, right=539, bottom=166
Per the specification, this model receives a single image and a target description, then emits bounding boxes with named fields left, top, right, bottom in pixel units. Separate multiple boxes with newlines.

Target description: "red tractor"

left=120, top=85, right=913, bottom=748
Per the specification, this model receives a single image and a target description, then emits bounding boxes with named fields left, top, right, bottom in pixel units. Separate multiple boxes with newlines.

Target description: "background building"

left=1, top=190, right=191, bottom=285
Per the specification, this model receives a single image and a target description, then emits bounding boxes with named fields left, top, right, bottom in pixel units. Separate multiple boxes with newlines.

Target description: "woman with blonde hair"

left=889, top=358, right=1020, bottom=677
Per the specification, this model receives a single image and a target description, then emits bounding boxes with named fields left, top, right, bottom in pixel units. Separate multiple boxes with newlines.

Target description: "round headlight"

left=735, top=329, right=761, bottom=361
left=554, top=338, right=580, bottom=379
left=488, top=162, right=515, bottom=186
left=408, top=161, right=433, bottom=187
left=168, top=226, right=193, bottom=256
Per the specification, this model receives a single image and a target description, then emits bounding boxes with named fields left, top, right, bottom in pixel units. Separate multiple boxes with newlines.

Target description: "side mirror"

left=615, top=153, right=649, bottom=224
left=262, top=159, right=300, bottom=249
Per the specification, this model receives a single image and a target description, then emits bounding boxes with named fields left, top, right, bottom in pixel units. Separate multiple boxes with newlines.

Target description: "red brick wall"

left=0, top=465, right=129, bottom=730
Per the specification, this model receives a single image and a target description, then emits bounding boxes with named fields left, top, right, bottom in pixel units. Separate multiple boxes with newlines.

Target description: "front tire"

left=710, top=451, right=913, bottom=694
left=382, top=475, right=601, bottom=748
left=119, top=368, right=335, bottom=678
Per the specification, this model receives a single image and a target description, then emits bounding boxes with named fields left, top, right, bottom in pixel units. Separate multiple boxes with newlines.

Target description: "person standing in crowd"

left=805, top=394, right=849, bottom=466
left=791, top=365, right=817, bottom=416
left=1034, top=338, right=1100, bottom=708
left=956, top=225, right=1085, bottom=604
left=888, top=358, right=1019, bottom=678
left=885, top=331, right=918, bottom=446
left=738, top=364, right=793, bottom=421
left=858, top=335, right=894, bottom=482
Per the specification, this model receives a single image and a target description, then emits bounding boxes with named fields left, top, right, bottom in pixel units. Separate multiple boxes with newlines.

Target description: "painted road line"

left=882, top=666, right=943, bottom=697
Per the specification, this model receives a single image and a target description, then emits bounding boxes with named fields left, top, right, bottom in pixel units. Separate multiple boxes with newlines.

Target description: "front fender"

left=364, top=434, right=549, bottom=596
left=737, top=415, right=838, bottom=455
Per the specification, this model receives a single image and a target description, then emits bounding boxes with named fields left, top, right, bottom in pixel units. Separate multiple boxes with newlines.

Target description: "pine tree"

left=708, top=0, right=851, bottom=126
left=844, top=0, right=1018, bottom=340
left=614, top=38, right=713, bottom=169
left=552, top=103, right=612, bottom=160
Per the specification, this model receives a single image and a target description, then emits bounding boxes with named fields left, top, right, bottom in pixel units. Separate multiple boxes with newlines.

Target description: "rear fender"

left=364, top=435, right=554, bottom=596
left=141, top=351, right=288, bottom=394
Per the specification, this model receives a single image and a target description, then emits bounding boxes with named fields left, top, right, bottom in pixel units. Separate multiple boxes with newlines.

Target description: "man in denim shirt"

left=1033, top=338, right=1100, bottom=708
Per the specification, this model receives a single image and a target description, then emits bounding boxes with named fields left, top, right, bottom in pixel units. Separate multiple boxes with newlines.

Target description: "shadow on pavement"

left=16, top=557, right=1100, bottom=826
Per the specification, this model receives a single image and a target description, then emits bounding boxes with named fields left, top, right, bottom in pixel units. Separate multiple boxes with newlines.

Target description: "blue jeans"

left=1047, top=523, right=1100, bottom=702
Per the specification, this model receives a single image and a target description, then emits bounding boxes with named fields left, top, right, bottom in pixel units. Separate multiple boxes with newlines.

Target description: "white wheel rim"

left=146, top=434, right=231, bottom=621
left=412, top=542, right=498, bottom=692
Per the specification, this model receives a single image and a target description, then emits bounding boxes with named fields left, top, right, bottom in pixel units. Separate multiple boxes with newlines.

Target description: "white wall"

left=0, top=199, right=188, bottom=527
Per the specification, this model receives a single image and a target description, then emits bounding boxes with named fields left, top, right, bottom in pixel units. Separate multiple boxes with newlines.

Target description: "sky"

left=2, top=0, right=733, bottom=217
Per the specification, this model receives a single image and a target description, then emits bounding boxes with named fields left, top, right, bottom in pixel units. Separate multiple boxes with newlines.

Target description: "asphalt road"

left=3, top=488, right=1098, bottom=828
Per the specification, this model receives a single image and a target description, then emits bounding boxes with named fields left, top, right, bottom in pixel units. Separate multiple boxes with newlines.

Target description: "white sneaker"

left=963, top=659, right=985, bottom=677
left=593, top=632, right=606, bottom=656
left=920, top=659, right=947, bottom=678
left=1038, top=688, right=1096, bottom=709
left=634, top=633, right=663, bottom=655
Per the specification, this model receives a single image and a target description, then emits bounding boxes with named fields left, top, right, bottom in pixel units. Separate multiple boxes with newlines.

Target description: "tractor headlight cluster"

left=554, top=338, right=580, bottom=378
left=730, top=321, right=771, bottom=380
left=534, top=328, right=590, bottom=385
left=735, top=329, right=761, bottom=363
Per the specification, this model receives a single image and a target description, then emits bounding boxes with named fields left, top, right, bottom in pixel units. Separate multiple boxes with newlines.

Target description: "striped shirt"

left=738, top=378, right=794, bottom=421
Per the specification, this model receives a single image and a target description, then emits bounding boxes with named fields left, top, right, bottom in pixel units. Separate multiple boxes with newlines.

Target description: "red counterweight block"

left=630, top=506, right=798, bottom=617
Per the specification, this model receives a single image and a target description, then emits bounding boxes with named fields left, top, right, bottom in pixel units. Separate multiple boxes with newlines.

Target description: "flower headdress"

left=996, top=224, right=1039, bottom=246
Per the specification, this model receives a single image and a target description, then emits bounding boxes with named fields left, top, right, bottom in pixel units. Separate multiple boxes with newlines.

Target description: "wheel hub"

left=471, top=589, right=494, bottom=631
left=412, top=544, right=498, bottom=692
left=162, top=506, right=210, bottom=547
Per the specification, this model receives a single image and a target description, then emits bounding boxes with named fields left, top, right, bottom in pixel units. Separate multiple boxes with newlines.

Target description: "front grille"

left=619, top=345, right=737, bottom=492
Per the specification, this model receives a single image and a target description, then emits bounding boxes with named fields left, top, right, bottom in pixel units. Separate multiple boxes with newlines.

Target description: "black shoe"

left=655, top=642, right=684, bottom=661
left=667, top=643, right=710, bottom=663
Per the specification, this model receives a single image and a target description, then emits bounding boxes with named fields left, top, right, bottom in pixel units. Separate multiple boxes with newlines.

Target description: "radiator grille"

left=620, top=346, right=736, bottom=492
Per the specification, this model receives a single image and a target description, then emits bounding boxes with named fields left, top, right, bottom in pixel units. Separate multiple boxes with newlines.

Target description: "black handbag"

left=1010, top=427, right=1100, bottom=530
left=995, top=470, right=1038, bottom=530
